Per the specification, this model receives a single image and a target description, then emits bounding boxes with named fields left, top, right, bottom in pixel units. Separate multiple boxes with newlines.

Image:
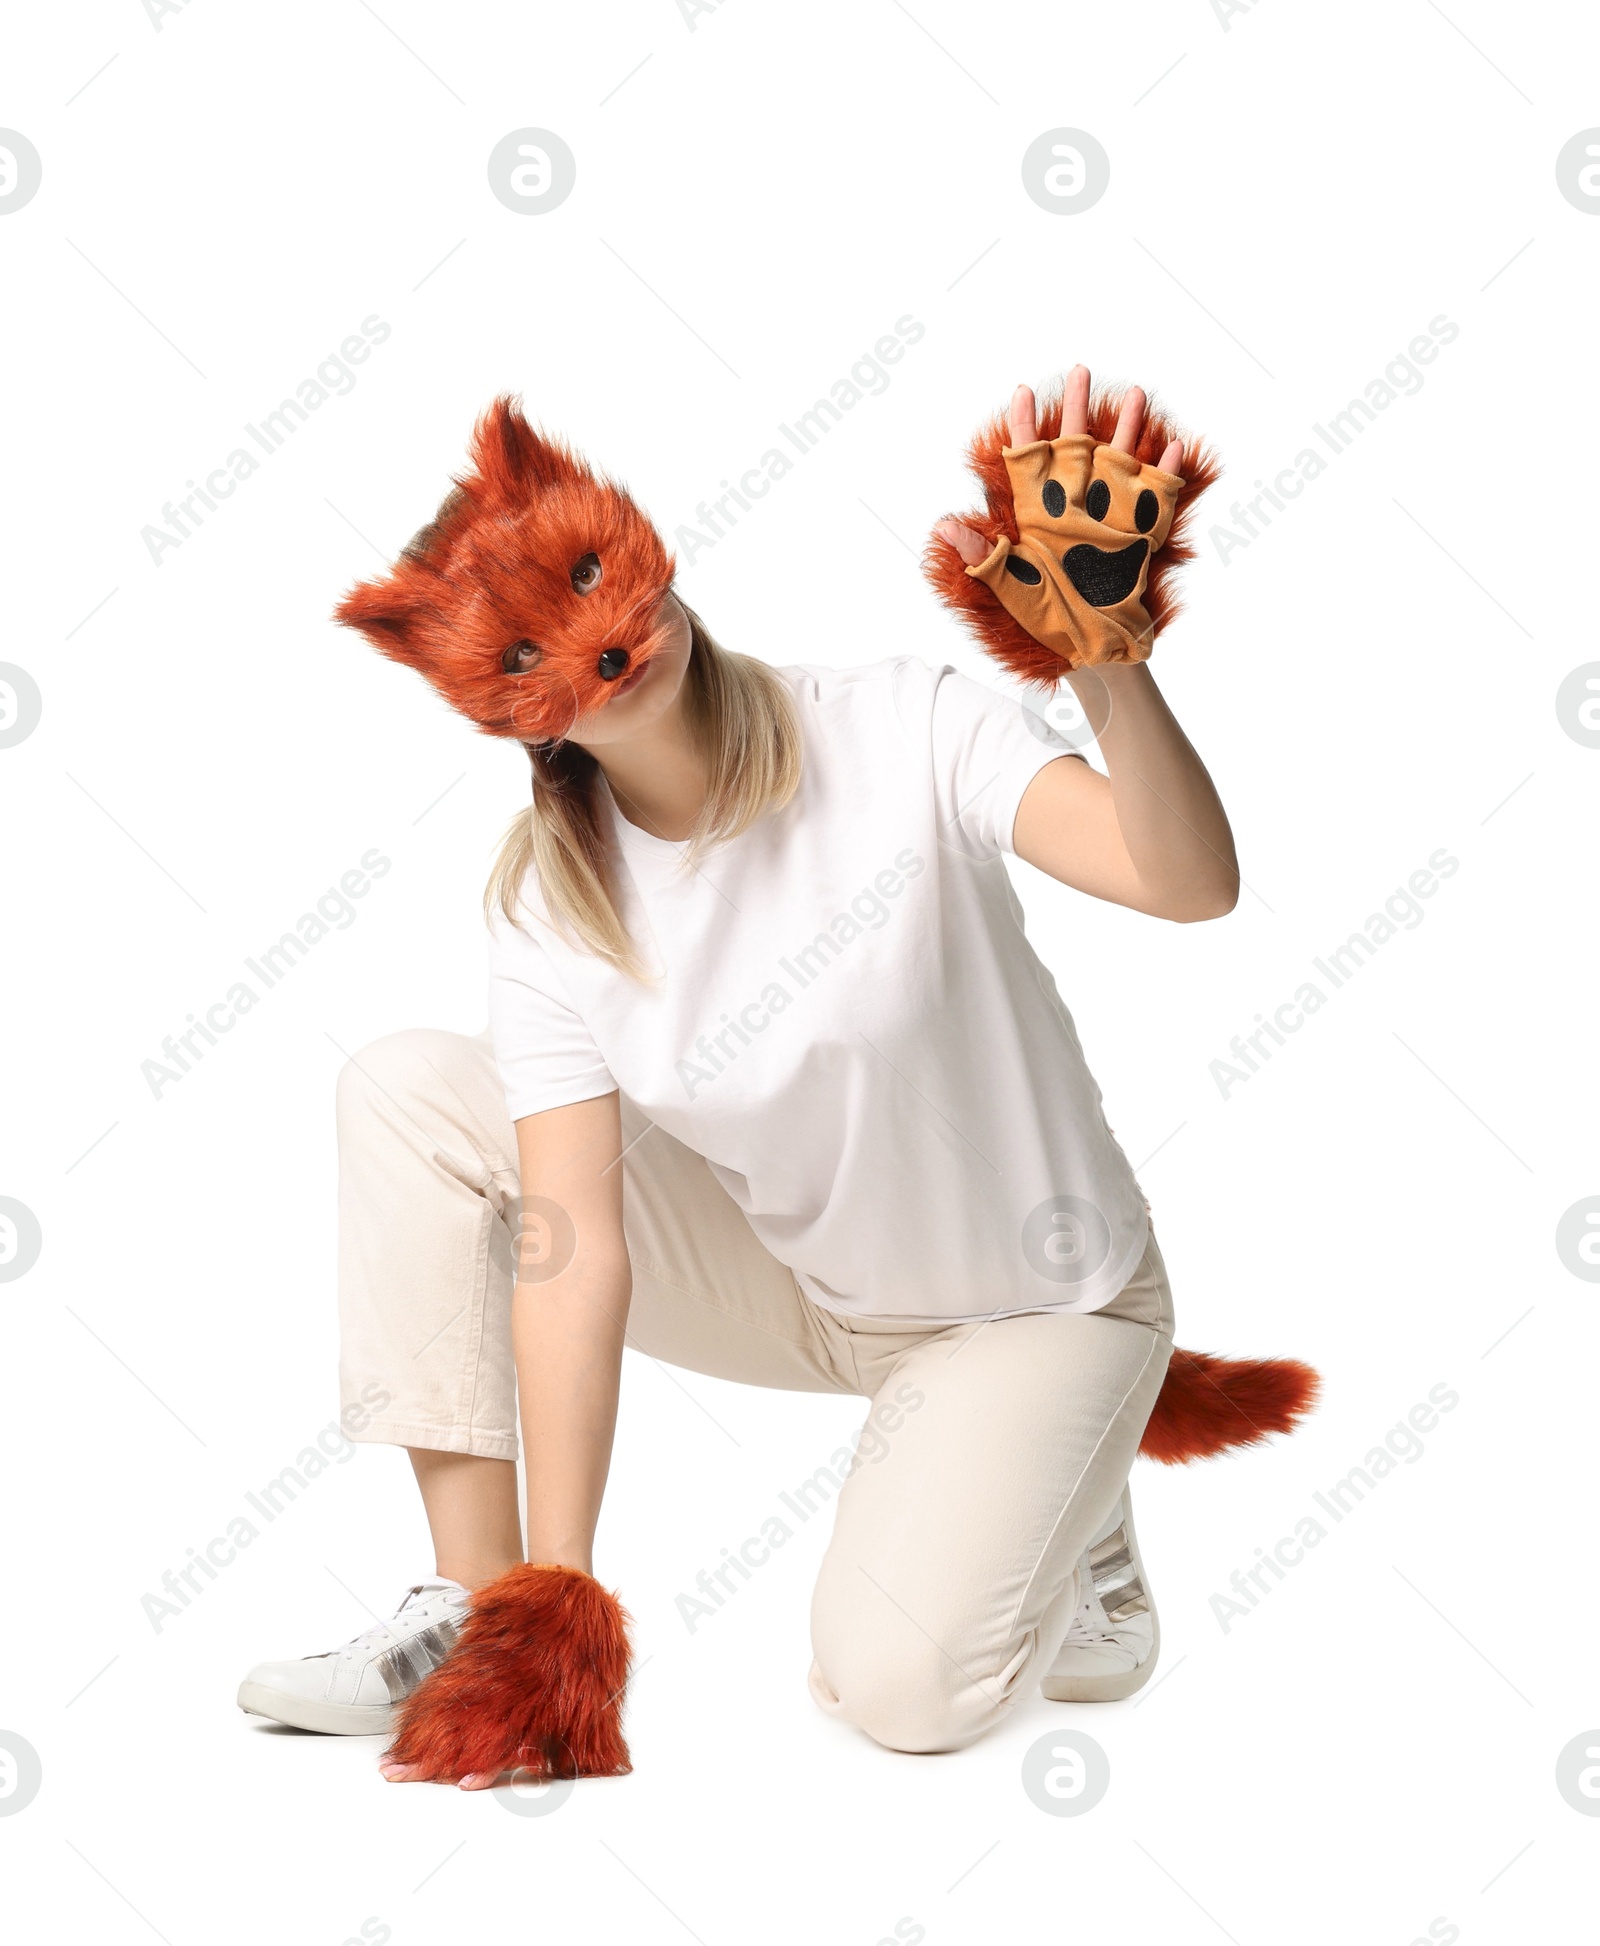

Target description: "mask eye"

left=571, top=552, right=603, bottom=595
left=502, top=639, right=543, bottom=674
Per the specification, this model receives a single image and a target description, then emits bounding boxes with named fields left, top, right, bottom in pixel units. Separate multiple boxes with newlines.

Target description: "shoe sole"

left=1040, top=1490, right=1160, bottom=1704
left=236, top=1682, right=395, bottom=1737
left=1039, top=1608, right=1160, bottom=1703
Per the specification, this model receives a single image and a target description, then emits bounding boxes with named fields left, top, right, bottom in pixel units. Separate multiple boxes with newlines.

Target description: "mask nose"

left=597, top=648, right=630, bottom=681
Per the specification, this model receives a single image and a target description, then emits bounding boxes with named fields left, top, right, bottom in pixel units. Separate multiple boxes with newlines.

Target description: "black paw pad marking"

left=1042, top=479, right=1067, bottom=519
left=1085, top=479, right=1112, bottom=521
left=1062, top=539, right=1148, bottom=608
left=1134, top=489, right=1159, bottom=534
left=1004, top=553, right=1043, bottom=586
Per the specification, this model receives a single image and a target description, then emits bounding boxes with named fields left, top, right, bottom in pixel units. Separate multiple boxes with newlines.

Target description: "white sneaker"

left=1040, top=1489, right=1159, bottom=1703
left=237, top=1578, right=469, bottom=1736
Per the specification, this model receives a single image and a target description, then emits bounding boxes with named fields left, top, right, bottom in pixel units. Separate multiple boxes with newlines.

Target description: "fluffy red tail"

left=1140, top=1348, right=1321, bottom=1464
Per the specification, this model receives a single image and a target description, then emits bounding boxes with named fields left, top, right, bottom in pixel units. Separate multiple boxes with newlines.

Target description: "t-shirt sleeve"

left=928, top=663, right=1084, bottom=858
left=487, top=910, right=618, bottom=1120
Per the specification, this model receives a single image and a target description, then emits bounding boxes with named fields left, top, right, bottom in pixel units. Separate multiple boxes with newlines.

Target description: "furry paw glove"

left=965, top=435, right=1184, bottom=668
left=924, top=385, right=1218, bottom=687
left=384, top=1562, right=633, bottom=1781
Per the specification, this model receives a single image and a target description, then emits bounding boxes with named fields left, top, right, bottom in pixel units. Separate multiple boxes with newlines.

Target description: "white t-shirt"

left=487, top=655, right=1149, bottom=1322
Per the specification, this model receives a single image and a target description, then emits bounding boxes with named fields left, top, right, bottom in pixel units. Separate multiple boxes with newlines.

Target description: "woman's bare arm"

left=1011, top=663, right=1239, bottom=921
left=936, top=365, right=1239, bottom=924
left=512, top=1088, right=633, bottom=1574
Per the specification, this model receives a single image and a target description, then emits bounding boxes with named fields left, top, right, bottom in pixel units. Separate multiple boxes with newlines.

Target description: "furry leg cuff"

left=384, top=1562, right=633, bottom=1781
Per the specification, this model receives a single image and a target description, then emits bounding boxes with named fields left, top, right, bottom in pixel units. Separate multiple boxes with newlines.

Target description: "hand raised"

left=934, top=365, right=1187, bottom=669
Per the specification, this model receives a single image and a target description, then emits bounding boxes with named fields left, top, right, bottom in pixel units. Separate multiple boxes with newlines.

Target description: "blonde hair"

left=484, top=597, right=802, bottom=978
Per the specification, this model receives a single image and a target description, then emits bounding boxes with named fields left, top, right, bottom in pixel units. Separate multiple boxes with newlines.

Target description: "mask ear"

left=471, top=392, right=585, bottom=501
left=332, top=572, right=434, bottom=668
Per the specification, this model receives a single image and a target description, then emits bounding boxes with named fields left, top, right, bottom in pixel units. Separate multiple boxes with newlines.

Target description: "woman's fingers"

left=1060, top=364, right=1090, bottom=437
left=961, top=372, right=1182, bottom=539
left=1111, top=386, right=1146, bottom=453
left=934, top=517, right=993, bottom=566
left=1111, top=386, right=1185, bottom=474
left=378, top=1758, right=504, bottom=1789
left=1007, top=383, right=1040, bottom=448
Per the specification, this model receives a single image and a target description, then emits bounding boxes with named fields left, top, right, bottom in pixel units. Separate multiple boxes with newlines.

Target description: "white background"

left=3, top=1, right=1597, bottom=1940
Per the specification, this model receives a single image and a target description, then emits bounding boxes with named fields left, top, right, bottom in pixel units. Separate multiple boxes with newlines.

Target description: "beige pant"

left=337, top=1026, right=1175, bottom=1754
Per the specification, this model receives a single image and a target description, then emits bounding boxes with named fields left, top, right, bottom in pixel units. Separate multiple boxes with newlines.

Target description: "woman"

left=237, top=367, right=1304, bottom=1788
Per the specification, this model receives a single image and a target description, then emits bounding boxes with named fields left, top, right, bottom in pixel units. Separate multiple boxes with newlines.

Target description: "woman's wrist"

left=1063, top=658, right=1152, bottom=707
left=1060, top=659, right=1145, bottom=747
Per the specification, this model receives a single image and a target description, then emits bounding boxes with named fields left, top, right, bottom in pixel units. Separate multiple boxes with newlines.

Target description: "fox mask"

left=334, top=395, right=677, bottom=743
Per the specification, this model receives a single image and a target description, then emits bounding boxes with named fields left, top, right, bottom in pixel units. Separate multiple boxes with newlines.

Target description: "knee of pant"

left=818, top=1638, right=995, bottom=1755
left=335, top=1027, right=459, bottom=1125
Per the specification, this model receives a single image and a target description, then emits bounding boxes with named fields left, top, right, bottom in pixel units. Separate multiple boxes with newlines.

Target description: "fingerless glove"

left=964, top=435, right=1184, bottom=667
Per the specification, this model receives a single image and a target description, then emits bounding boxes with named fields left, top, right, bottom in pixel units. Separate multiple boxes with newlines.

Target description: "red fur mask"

left=334, top=395, right=677, bottom=743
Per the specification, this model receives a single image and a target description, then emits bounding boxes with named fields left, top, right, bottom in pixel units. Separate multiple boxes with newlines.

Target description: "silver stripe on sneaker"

left=1087, top=1526, right=1149, bottom=1621
left=372, top=1618, right=462, bottom=1702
